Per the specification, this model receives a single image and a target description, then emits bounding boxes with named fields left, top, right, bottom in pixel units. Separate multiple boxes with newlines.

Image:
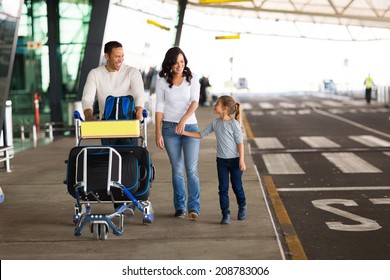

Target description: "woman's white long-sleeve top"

left=155, top=73, right=200, bottom=124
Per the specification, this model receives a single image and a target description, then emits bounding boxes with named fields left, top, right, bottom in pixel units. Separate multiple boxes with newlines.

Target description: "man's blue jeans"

left=216, top=157, right=246, bottom=215
left=162, top=121, right=200, bottom=214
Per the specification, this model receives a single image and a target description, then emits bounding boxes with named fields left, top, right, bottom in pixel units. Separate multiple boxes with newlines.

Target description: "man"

left=81, top=41, right=145, bottom=215
left=82, top=41, right=145, bottom=122
left=364, top=74, right=375, bottom=104
left=199, top=75, right=211, bottom=106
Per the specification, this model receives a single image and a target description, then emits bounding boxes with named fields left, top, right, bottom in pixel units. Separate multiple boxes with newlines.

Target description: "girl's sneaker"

left=238, top=206, right=247, bottom=220
left=221, top=213, right=230, bottom=224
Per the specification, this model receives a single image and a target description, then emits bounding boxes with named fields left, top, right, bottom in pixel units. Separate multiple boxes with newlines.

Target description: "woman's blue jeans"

left=162, top=121, right=200, bottom=214
left=216, top=157, right=246, bottom=215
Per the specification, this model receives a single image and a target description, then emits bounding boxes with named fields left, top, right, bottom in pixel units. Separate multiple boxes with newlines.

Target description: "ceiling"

left=113, top=0, right=390, bottom=41
left=187, top=0, right=390, bottom=29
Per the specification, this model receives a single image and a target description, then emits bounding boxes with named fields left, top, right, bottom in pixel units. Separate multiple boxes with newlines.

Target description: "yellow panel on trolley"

left=80, top=120, right=140, bottom=139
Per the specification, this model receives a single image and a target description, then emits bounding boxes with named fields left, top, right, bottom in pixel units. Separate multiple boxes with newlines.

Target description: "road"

left=237, top=92, right=390, bottom=260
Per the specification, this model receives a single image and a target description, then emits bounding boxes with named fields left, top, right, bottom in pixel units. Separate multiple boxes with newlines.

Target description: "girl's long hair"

left=158, top=47, right=192, bottom=88
left=218, top=95, right=241, bottom=122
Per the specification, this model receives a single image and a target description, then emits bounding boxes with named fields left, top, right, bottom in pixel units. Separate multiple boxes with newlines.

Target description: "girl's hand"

left=239, top=161, right=246, bottom=172
left=175, top=121, right=185, bottom=135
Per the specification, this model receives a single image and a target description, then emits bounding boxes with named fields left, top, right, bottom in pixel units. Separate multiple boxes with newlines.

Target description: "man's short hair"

left=104, top=41, right=123, bottom=55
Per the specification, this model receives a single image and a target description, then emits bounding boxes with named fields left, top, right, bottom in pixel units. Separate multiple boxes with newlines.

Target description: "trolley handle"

left=141, top=109, right=148, bottom=124
left=74, top=110, right=84, bottom=122
left=74, top=109, right=146, bottom=122
left=142, top=109, right=148, bottom=118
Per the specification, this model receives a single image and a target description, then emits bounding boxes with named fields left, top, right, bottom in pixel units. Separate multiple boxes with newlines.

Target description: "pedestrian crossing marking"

left=262, top=153, right=305, bottom=174
left=253, top=135, right=389, bottom=174
left=279, top=102, right=297, bottom=108
left=321, top=100, right=343, bottom=107
left=300, top=136, right=341, bottom=148
left=250, top=111, right=264, bottom=116
left=369, top=198, right=390, bottom=204
left=282, top=111, right=296, bottom=115
left=259, top=102, right=275, bottom=109
left=254, top=137, right=285, bottom=149
left=302, top=101, right=322, bottom=108
left=349, top=135, right=390, bottom=147
left=328, top=109, right=345, bottom=114
left=348, top=100, right=367, bottom=106
left=322, top=152, right=382, bottom=173
left=297, top=109, right=312, bottom=115
left=241, top=103, right=252, bottom=110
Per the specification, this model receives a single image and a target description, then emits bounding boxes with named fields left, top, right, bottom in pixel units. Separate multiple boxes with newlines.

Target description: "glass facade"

left=0, top=0, right=22, bottom=131
left=10, top=0, right=91, bottom=129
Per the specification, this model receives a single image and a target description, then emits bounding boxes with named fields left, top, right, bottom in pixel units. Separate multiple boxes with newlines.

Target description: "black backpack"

left=102, top=95, right=135, bottom=120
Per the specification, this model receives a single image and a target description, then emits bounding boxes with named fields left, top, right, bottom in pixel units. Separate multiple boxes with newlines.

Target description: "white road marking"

left=297, top=109, right=312, bottom=115
left=259, top=102, right=275, bottom=109
left=278, top=186, right=390, bottom=192
left=241, top=103, right=252, bottom=110
left=302, top=101, right=322, bottom=108
left=369, top=198, right=390, bottom=204
left=312, top=199, right=381, bottom=231
left=349, top=135, right=390, bottom=147
left=254, top=137, right=285, bottom=149
left=262, top=153, right=305, bottom=174
left=328, top=109, right=345, bottom=114
left=250, top=111, right=264, bottom=116
left=279, top=102, right=297, bottom=108
left=282, top=110, right=296, bottom=115
left=321, top=100, right=343, bottom=107
left=300, top=136, right=340, bottom=148
left=348, top=100, right=367, bottom=106
left=315, top=109, right=390, bottom=139
left=322, top=152, right=382, bottom=173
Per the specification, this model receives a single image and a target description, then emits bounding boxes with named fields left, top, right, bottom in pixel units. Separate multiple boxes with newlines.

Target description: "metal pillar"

left=77, top=0, right=110, bottom=100
left=46, top=0, right=63, bottom=124
left=174, top=0, right=188, bottom=47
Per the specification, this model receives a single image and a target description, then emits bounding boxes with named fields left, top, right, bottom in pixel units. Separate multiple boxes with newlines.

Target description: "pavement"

left=0, top=105, right=282, bottom=260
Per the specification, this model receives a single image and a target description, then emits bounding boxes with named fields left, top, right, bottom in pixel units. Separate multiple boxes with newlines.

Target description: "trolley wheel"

left=143, top=218, right=152, bottom=225
left=99, top=223, right=108, bottom=240
left=92, top=223, right=99, bottom=240
left=73, top=215, right=80, bottom=224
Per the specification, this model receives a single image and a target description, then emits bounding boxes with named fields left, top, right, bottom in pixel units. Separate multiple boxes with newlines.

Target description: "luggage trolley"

left=65, top=110, right=155, bottom=240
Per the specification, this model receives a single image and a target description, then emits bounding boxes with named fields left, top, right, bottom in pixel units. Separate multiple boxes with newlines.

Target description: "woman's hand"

left=155, top=133, right=165, bottom=150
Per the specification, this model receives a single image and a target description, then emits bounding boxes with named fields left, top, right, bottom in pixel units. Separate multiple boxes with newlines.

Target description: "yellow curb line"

left=242, top=112, right=254, bottom=140
left=242, top=109, right=306, bottom=259
left=264, top=175, right=307, bottom=260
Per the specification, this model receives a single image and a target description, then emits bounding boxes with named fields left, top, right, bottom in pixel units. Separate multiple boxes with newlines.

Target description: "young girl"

left=181, top=95, right=247, bottom=224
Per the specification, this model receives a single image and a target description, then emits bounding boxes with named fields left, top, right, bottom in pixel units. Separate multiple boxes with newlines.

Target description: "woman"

left=155, top=47, right=201, bottom=221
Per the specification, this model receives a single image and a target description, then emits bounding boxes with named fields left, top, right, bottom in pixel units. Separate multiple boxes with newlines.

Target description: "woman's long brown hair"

left=158, top=47, right=192, bottom=88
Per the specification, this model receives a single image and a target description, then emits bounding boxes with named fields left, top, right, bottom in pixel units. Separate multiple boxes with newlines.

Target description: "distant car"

left=236, top=77, right=248, bottom=89
left=323, top=79, right=337, bottom=93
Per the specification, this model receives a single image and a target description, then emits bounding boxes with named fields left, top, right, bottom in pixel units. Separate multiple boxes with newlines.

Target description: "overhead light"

left=215, top=34, right=240, bottom=39
left=200, top=0, right=250, bottom=3
left=147, top=19, right=170, bottom=31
